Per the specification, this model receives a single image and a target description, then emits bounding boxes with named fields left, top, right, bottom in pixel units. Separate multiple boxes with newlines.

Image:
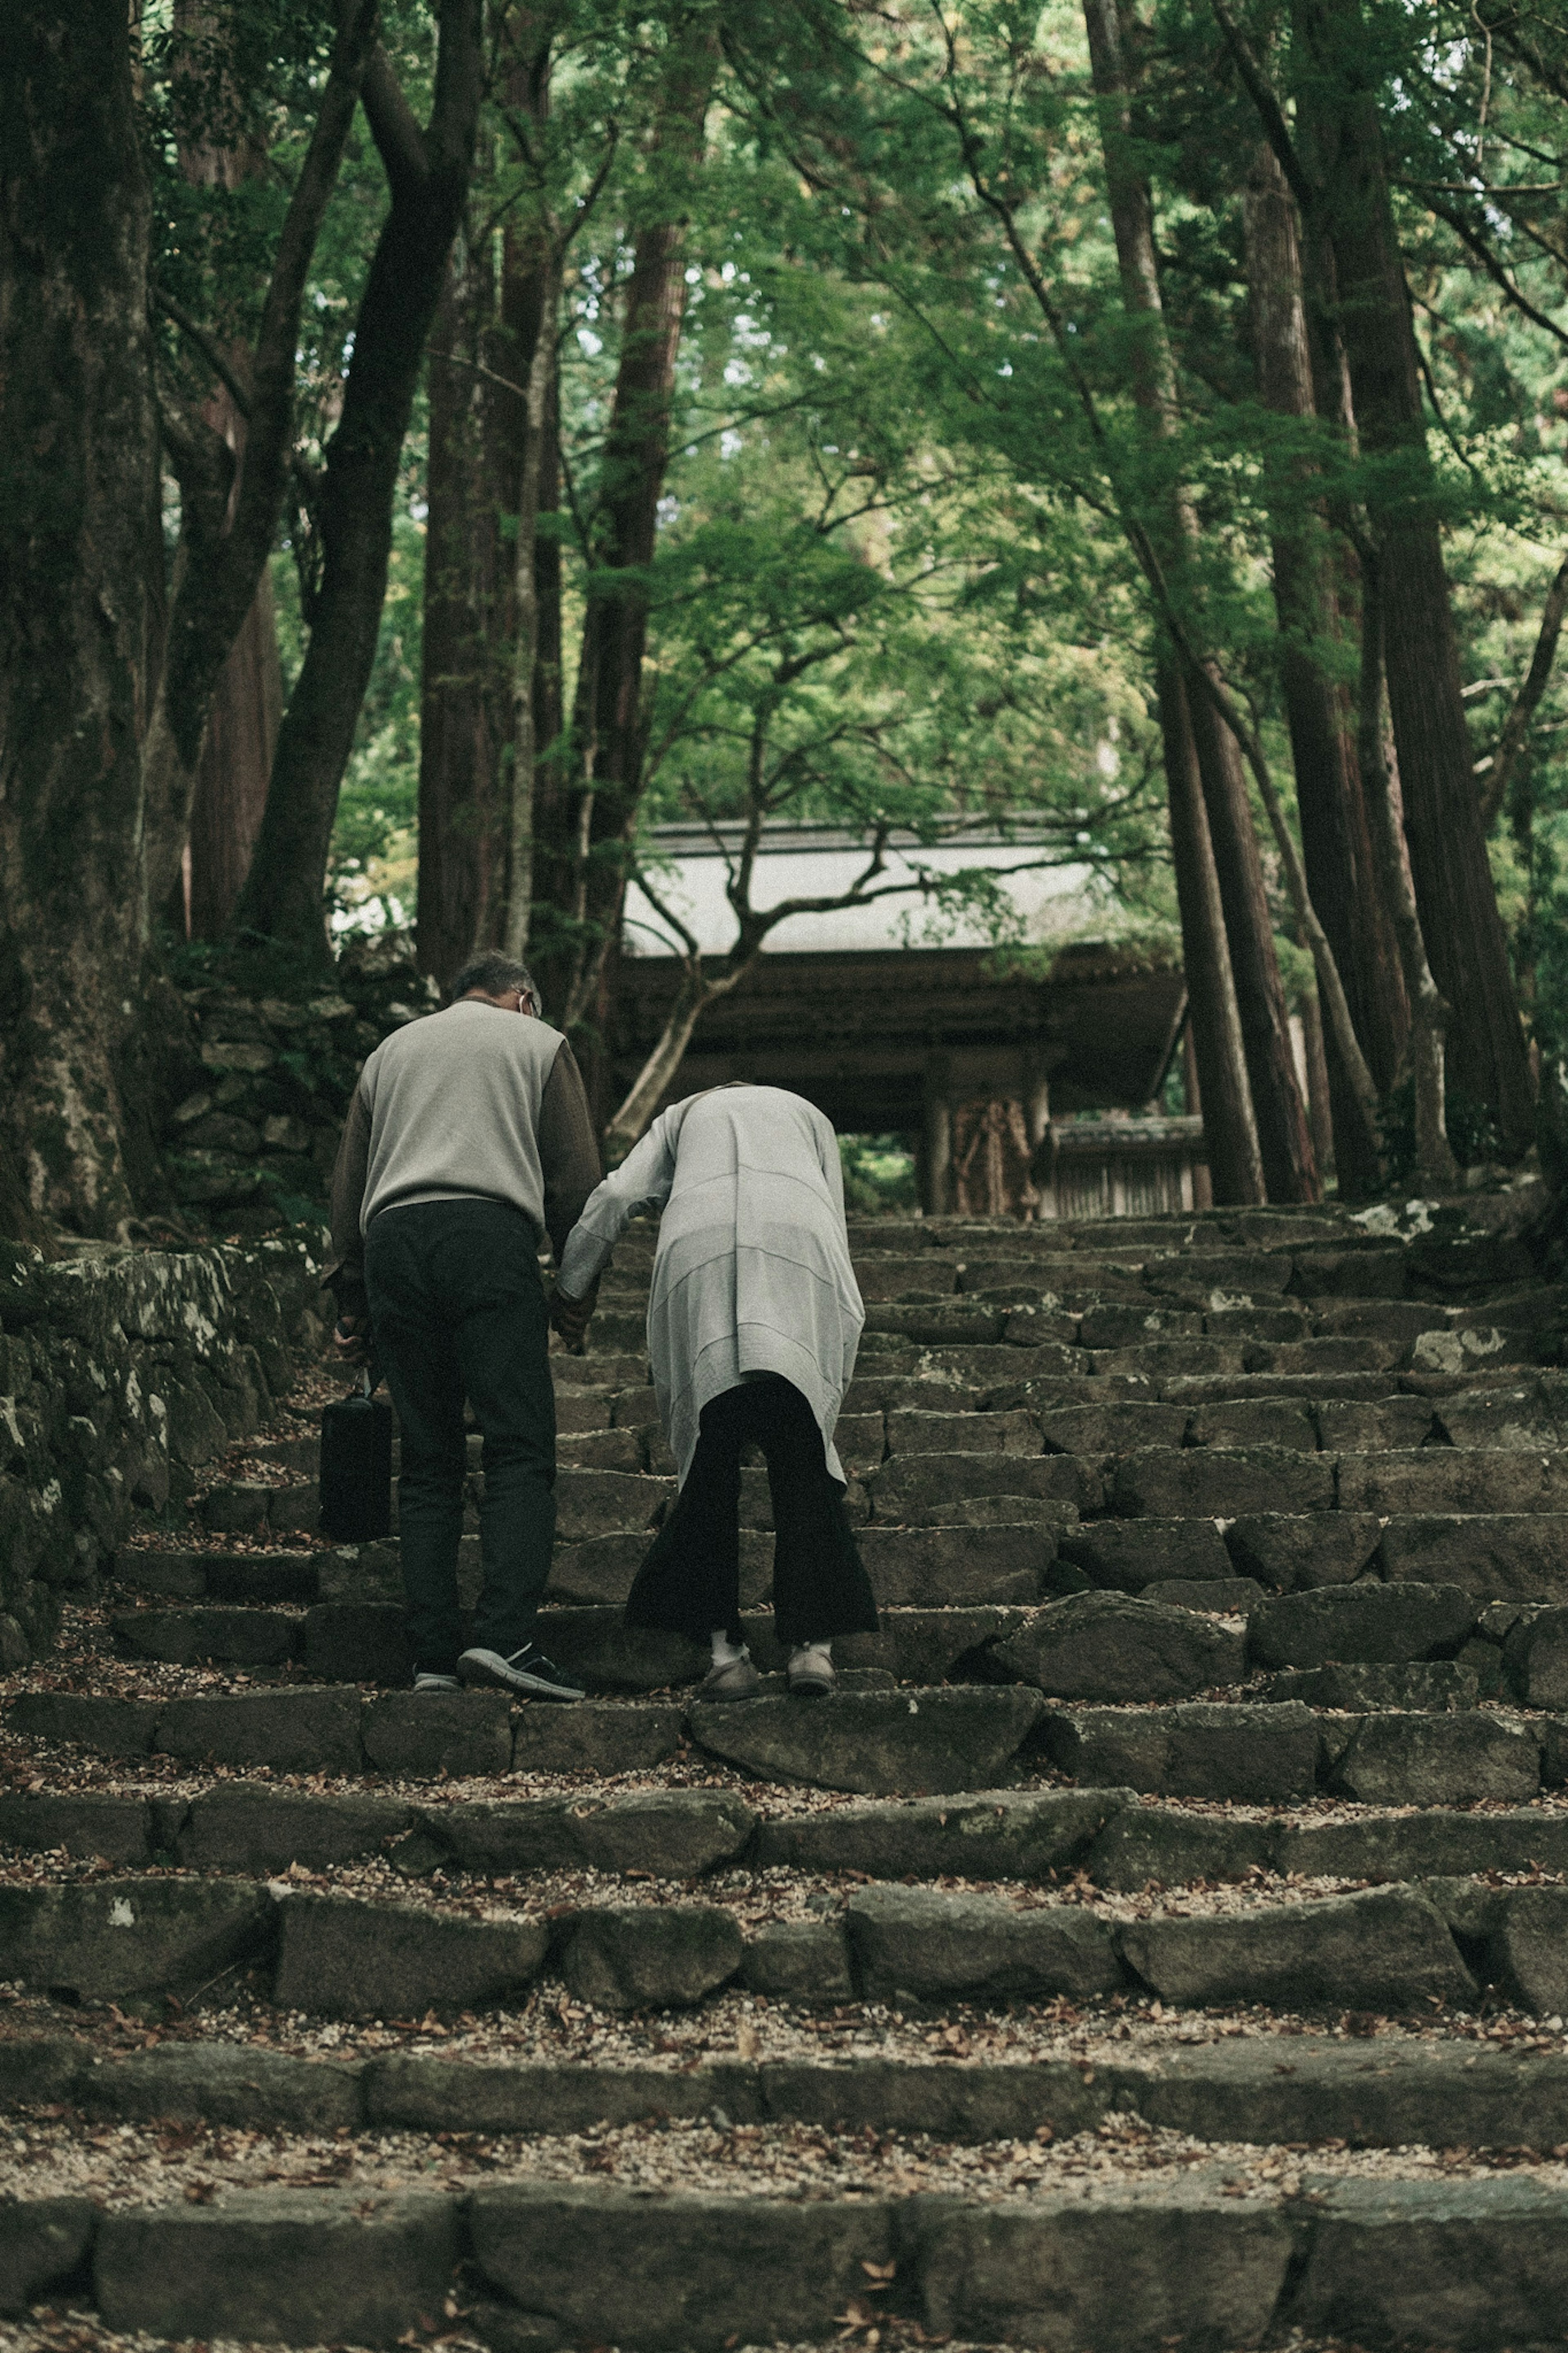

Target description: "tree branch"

left=1478, top=552, right=1568, bottom=829
left=1208, top=1, right=1315, bottom=209
left=361, top=40, right=431, bottom=196
left=152, top=287, right=252, bottom=418
left=1421, top=190, right=1568, bottom=353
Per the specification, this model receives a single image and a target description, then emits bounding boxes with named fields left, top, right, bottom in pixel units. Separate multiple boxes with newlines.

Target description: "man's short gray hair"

left=450, top=951, right=540, bottom=1008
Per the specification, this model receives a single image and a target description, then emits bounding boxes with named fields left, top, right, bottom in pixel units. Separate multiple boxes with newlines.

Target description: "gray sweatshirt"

left=327, top=1001, right=601, bottom=1309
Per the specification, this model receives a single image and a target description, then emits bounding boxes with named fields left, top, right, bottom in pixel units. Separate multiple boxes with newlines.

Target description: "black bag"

left=319, top=1367, right=393, bottom=1542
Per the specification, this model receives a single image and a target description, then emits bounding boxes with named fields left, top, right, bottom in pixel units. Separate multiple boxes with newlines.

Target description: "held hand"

left=549, top=1286, right=593, bottom=1354
left=334, top=1314, right=369, bottom=1365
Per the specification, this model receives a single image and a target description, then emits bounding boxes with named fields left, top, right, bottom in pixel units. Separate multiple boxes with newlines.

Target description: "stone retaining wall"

left=0, top=1233, right=324, bottom=1662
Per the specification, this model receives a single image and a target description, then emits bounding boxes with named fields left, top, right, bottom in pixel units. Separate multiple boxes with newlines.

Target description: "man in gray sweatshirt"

left=327, top=953, right=601, bottom=1699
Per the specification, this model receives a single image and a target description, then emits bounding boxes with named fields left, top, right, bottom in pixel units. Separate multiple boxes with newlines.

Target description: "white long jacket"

left=557, top=1086, right=864, bottom=1485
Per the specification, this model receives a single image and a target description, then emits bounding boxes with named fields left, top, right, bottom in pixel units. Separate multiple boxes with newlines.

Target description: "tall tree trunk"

left=490, top=25, right=565, bottom=966
left=530, top=14, right=718, bottom=1047
left=236, top=2, right=485, bottom=972
left=167, top=8, right=282, bottom=941
left=1081, top=0, right=1270, bottom=1200
left=415, top=236, right=510, bottom=989
left=1291, top=0, right=1533, bottom=1155
left=1186, top=685, right=1320, bottom=1199
left=1243, top=140, right=1405, bottom=1196
left=1159, top=662, right=1267, bottom=1202
left=184, top=546, right=283, bottom=938
left=142, top=0, right=377, bottom=920
left=0, top=0, right=163, bottom=1235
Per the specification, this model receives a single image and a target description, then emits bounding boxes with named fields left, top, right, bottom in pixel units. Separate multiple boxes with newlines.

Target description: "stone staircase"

left=8, top=1191, right=1568, bottom=2348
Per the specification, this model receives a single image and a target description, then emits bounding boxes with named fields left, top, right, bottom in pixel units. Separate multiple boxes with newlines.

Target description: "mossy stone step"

left=18, top=2167, right=1568, bottom=2353
left=7, top=2028, right=1566, bottom=2154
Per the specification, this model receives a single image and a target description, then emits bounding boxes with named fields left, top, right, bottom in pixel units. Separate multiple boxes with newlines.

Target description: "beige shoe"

left=698, top=1653, right=762, bottom=1702
left=787, top=1646, right=835, bottom=1698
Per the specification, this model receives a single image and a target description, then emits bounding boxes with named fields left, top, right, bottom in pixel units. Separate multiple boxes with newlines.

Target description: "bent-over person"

left=555, top=1084, right=878, bottom=1698
left=326, top=952, right=600, bottom=1701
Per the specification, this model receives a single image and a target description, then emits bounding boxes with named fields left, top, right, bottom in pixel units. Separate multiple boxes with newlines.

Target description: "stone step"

left=2, top=1859, right=1566, bottom=2028
left=20, top=1651, right=1566, bottom=1804
left=10, top=2159, right=1568, bottom=2353
left=3, top=1681, right=1050, bottom=1795
left=7, top=2018, right=1568, bottom=2156
left=11, top=1777, right=1568, bottom=1902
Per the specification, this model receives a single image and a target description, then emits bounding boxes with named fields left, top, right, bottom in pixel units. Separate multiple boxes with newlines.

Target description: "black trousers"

left=626, top=1374, right=879, bottom=1644
left=364, top=1198, right=556, bottom=1676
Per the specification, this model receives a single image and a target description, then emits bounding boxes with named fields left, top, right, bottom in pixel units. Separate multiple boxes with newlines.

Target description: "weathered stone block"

left=911, top=2192, right=1294, bottom=2352
left=754, top=1789, right=1125, bottom=1881
left=95, top=2188, right=460, bottom=2345
left=554, top=1467, right=672, bottom=1541
left=361, top=1690, right=511, bottom=1778
left=425, top=1790, right=755, bottom=1880
left=990, top=1592, right=1244, bottom=1703
left=273, top=1892, right=549, bottom=2018
left=1269, top=1660, right=1479, bottom=1711
left=0, top=1791, right=153, bottom=1864
left=1225, top=1512, right=1382, bottom=1591
left=1120, top=1884, right=1473, bottom=2014
left=689, top=1686, right=1045, bottom=1798
left=87, top=2042, right=363, bottom=2131
left=469, top=2181, right=896, bottom=2353
left=178, top=1787, right=415, bottom=1873
left=111, top=1604, right=296, bottom=1666
left=154, top=1688, right=363, bottom=1775
left=846, top=1884, right=1123, bottom=2005
left=1042, top=1701, right=1319, bottom=1802
left=1111, top=1444, right=1334, bottom=1519
left=533, top=1610, right=706, bottom=1693
left=741, top=1920, right=853, bottom=2001
left=1289, top=2177, right=1568, bottom=2349
left=1058, top=1517, right=1232, bottom=1594
left=559, top=1904, right=744, bottom=2011
left=857, top=1523, right=1054, bottom=1605
left=1489, top=1885, right=1568, bottom=2013
left=1143, top=1576, right=1265, bottom=1615
left=1084, top=1807, right=1276, bottom=1891
left=6, top=1692, right=158, bottom=1755
left=0, top=2196, right=97, bottom=2315
left=510, top=1697, right=684, bottom=1775
left=1503, top=1604, right=1568, bottom=1705
left=867, top=1452, right=1092, bottom=1523
left=1380, top=1513, right=1568, bottom=1601
left=1330, top=1713, right=1540, bottom=1807
left=0, top=1875, right=274, bottom=2001
left=1249, top=1580, right=1477, bottom=1669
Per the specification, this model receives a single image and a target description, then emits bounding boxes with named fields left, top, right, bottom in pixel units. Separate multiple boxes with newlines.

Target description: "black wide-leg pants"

left=364, top=1198, right=556, bottom=1676
left=626, top=1373, right=879, bottom=1644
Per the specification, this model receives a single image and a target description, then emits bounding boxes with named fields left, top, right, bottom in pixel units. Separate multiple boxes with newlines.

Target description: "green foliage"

left=840, top=1134, right=919, bottom=1213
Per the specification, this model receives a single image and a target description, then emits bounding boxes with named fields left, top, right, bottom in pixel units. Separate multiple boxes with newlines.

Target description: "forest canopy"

left=4, top=0, right=1568, bottom=1231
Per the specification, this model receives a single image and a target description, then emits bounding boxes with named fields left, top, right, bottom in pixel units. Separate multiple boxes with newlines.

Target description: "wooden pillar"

left=1022, top=1047, right=1055, bottom=1222
left=922, top=1053, right=953, bottom=1216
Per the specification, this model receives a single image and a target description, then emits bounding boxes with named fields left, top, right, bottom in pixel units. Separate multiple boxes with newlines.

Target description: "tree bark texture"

left=532, top=16, right=718, bottom=1044
left=1291, top=0, right=1532, bottom=1153
left=164, top=9, right=283, bottom=940
left=143, top=0, right=377, bottom=920
left=0, top=1, right=165, bottom=1234
left=1157, top=663, right=1266, bottom=1204
left=1243, top=141, right=1406, bottom=1195
left=1081, top=0, right=1273, bottom=1200
left=183, top=544, right=283, bottom=938
left=416, top=239, right=510, bottom=988
left=236, top=0, right=485, bottom=972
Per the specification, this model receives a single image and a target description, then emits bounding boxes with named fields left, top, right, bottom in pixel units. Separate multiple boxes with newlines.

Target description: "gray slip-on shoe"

left=697, top=1653, right=763, bottom=1702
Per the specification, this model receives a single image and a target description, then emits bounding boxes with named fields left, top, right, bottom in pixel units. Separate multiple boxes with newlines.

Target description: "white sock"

left=710, top=1630, right=748, bottom=1667
left=789, top=1639, right=833, bottom=1671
